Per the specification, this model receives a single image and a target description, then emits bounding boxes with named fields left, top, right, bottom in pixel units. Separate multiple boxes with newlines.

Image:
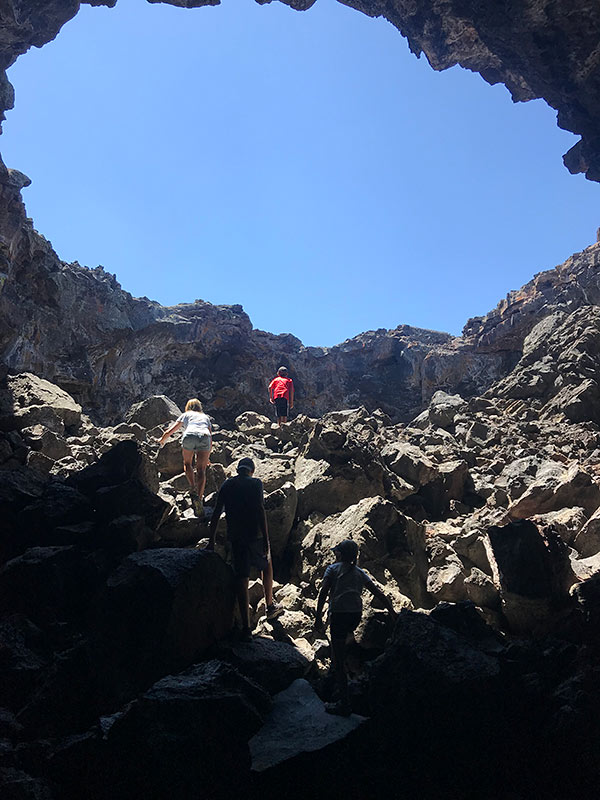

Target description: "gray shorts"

left=181, top=433, right=211, bottom=452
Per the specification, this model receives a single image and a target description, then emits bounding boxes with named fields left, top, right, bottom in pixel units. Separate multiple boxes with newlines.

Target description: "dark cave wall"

left=0, top=1, right=599, bottom=179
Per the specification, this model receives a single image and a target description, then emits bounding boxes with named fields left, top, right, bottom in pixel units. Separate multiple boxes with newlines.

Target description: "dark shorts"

left=329, top=611, right=362, bottom=641
left=230, top=537, right=269, bottom=578
left=274, top=397, right=288, bottom=417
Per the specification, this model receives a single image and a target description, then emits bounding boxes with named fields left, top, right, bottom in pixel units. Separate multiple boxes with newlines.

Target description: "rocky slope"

left=1, top=352, right=600, bottom=796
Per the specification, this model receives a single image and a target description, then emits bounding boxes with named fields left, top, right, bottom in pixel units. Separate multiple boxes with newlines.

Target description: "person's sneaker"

left=265, top=602, right=284, bottom=621
left=239, top=627, right=253, bottom=643
left=325, top=700, right=351, bottom=717
left=190, top=492, right=203, bottom=517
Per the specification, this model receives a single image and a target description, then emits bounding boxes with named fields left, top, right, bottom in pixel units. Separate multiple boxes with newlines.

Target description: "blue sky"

left=2, top=0, right=599, bottom=346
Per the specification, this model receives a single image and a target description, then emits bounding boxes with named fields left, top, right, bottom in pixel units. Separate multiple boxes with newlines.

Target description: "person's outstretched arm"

left=159, top=419, right=182, bottom=446
left=368, top=583, right=395, bottom=616
left=257, top=484, right=270, bottom=556
left=207, top=490, right=224, bottom=551
left=314, top=573, right=332, bottom=634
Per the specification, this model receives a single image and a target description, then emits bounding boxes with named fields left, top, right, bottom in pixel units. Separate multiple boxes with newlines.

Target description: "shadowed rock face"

left=2, top=195, right=600, bottom=425
left=0, top=1, right=600, bottom=179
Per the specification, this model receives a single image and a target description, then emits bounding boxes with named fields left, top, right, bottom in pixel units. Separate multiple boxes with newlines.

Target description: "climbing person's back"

left=324, top=562, right=377, bottom=613
left=217, top=472, right=264, bottom=541
left=178, top=409, right=211, bottom=437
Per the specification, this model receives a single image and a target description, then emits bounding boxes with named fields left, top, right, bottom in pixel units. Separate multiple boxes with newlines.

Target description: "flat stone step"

left=250, top=678, right=366, bottom=773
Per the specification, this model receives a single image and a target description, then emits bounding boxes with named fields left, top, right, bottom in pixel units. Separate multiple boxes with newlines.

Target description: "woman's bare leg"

left=195, top=449, right=210, bottom=499
left=261, top=557, right=274, bottom=607
left=182, top=449, right=196, bottom=492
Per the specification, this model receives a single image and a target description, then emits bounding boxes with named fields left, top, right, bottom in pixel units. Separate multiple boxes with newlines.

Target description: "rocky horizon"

left=2, top=152, right=600, bottom=427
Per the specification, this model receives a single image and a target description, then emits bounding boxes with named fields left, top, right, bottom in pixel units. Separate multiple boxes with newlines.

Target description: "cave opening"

left=1, top=0, right=599, bottom=349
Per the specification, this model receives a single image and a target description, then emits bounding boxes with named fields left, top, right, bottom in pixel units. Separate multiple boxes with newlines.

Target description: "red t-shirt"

left=269, top=376, right=294, bottom=400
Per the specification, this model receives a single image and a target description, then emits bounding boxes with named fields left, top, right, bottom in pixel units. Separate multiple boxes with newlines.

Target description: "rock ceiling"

left=0, top=1, right=599, bottom=179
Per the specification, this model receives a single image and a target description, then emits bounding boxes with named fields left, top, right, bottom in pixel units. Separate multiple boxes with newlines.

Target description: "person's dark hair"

left=333, top=539, right=359, bottom=565
left=277, top=366, right=288, bottom=376
left=237, top=457, right=255, bottom=474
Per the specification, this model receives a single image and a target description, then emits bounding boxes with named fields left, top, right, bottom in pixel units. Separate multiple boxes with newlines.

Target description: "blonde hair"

left=185, top=398, right=203, bottom=412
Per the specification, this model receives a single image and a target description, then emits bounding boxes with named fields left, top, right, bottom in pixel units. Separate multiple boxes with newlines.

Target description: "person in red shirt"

left=268, top=366, right=294, bottom=424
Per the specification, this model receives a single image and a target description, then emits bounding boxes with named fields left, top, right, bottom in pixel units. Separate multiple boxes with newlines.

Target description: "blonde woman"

left=159, top=398, right=212, bottom=514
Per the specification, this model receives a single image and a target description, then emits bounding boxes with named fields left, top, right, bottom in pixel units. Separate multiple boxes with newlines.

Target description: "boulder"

left=25, top=450, right=54, bottom=477
left=68, top=440, right=159, bottom=496
left=101, top=661, right=270, bottom=798
left=21, top=424, right=71, bottom=460
left=508, top=461, right=600, bottom=519
left=531, top=506, right=588, bottom=547
left=573, top=506, right=600, bottom=557
left=264, top=482, right=298, bottom=561
left=0, top=373, right=82, bottom=433
left=124, top=395, right=181, bottom=429
left=0, top=546, right=102, bottom=625
left=214, top=637, right=309, bottom=694
left=569, top=551, right=600, bottom=582
left=369, top=610, right=501, bottom=735
left=254, top=457, right=295, bottom=493
left=354, top=594, right=401, bottom=650
left=485, top=520, right=563, bottom=633
left=93, top=478, right=169, bottom=531
left=428, top=391, right=468, bottom=429
left=18, top=482, right=94, bottom=546
left=464, top=567, right=501, bottom=608
left=425, top=538, right=466, bottom=603
left=235, top=411, right=272, bottom=435
left=16, top=642, right=104, bottom=739
left=0, top=468, right=46, bottom=563
left=274, top=414, right=316, bottom=448
left=298, top=496, right=428, bottom=606
left=155, top=438, right=184, bottom=479
left=0, top=768, right=53, bottom=799
left=93, top=549, right=236, bottom=695
left=381, top=441, right=438, bottom=486
left=413, top=459, right=473, bottom=520
left=295, top=456, right=387, bottom=519
left=0, top=615, right=49, bottom=712
left=249, top=679, right=366, bottom=773
left=110, top=422, right=146, bottom=441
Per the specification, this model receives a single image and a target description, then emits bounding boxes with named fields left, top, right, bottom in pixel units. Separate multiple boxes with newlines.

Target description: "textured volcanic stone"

left=249, top=678, right=366, bottom=773
left=93, top=549, right=236, bottom=694
left=0, top=546, right=101, bottom=625
left=485, top=520, right=563, bottom=633
left=0, top=373, right=81, bottom=433
left=214, top=637, right=309, bottom=694
left=124, top=394, right=181, bottom=428
left=264, top=481, right=297, bottom=561
left=67, top=439, right=159, bottom=496
left=369, top=610, right=500, bottom=722
left=99, top=660, right=271, bottom=799
left=508, top=461, right=600, bottom=519
left=574, top=507, right=600, bottom=558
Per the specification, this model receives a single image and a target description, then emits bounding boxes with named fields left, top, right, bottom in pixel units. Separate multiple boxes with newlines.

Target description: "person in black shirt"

left=207, top=457, right=283, bottom=641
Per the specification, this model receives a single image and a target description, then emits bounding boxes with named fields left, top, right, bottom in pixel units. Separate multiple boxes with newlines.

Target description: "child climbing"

left=314, top=539, right=395, bottom=716
left=159, top=398, right=212, bottom=515
left=268, top=366, right=294, bottom=424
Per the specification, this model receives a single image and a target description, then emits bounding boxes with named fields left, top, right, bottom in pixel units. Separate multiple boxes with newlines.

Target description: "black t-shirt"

left=216, top=474, right=265, bottom=541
